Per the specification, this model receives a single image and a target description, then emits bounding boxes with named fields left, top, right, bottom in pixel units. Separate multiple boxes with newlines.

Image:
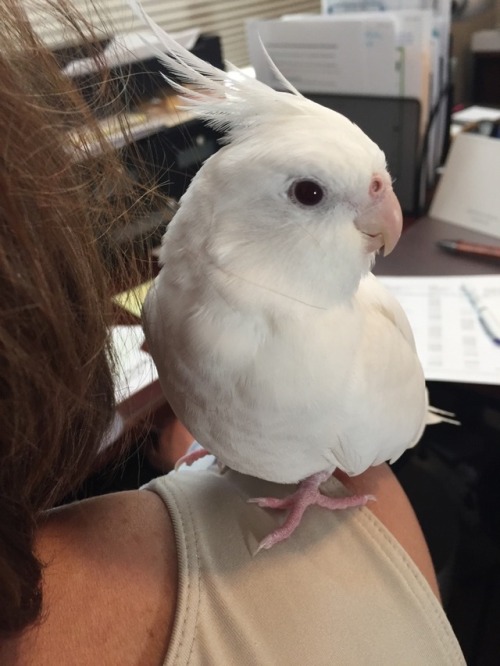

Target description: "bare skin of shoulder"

left=0, top=490, right=177, bottom=666
left=0, top=463, right=439, bottom=665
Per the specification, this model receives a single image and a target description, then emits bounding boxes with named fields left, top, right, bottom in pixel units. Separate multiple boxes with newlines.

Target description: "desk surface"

left=374, top=216, right=500, bottom=277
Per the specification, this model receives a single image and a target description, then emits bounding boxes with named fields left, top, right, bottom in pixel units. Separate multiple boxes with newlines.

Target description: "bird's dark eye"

left=289, top=179, right=325, bottom=206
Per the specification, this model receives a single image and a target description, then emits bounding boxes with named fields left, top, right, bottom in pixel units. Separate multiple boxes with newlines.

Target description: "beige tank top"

left=145, top=467, right=465, bottom=665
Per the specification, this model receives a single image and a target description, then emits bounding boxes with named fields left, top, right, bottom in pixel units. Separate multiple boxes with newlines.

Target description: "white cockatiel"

left=133, top=4, right=441, bottom=550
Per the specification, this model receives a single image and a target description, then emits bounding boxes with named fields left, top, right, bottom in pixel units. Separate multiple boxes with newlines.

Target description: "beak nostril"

left=370, top=176, right=384, bottom=196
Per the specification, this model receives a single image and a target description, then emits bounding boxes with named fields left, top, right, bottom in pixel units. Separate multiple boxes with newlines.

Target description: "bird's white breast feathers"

left=144, top=241, right=427, bottom=483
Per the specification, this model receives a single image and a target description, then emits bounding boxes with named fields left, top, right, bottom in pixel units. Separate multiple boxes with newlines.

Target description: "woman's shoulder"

left=1, top=463, right=440, bottom=665
left=151, top=462, right=440, bottom=601
left=1, top=489, right=177, bottom=666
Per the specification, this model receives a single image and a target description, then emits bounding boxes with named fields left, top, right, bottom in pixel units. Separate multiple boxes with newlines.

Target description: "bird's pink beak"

left=354, top=174, right=403, bottom=256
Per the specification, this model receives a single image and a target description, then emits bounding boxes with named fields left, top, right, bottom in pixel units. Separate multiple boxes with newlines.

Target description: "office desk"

left=373, top=215, right=500, bottom=277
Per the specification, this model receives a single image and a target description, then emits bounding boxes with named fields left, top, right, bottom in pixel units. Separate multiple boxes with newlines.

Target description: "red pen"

left=437, top=239, right=500, bottom=261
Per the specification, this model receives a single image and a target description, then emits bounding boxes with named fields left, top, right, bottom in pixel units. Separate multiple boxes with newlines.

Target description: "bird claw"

left=254, top=493, right=374, bottom=552
left=250, top=472, right=375, bottom=552
left=174, top=447, right=211, bottom=470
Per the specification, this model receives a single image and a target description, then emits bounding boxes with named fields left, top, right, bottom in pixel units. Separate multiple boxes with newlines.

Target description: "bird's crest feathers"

left=129, top=0, right=308, bottom=142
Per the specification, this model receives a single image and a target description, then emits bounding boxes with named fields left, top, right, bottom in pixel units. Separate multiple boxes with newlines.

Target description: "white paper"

left=247, top=16, right=400, bottom=96
left=63, top=28, right=200, bottom=77
left=430, top=133, right=500, bottom=239
left=378, top=275, right=500, bottom=385
left=110, top=325, right=158, bottom=402
left=452, top=105, right=500, bottom=125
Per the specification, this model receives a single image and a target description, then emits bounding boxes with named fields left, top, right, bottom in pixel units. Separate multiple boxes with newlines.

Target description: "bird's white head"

left=131, top=2, right=403, bottom=309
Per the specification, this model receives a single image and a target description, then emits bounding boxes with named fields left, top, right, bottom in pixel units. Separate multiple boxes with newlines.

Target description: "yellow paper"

left=113, top=279, right=154, bottom=318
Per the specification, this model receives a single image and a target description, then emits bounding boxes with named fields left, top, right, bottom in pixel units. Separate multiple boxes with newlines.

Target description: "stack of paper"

left=110, top=325, right=158, bottom=402
left=379, top=274, right=500, bottom=385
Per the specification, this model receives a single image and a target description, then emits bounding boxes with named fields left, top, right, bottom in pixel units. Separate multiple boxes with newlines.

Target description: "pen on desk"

left=461, top=285, right=500, bottom=345
left=437, top=239, right=500, bottom=260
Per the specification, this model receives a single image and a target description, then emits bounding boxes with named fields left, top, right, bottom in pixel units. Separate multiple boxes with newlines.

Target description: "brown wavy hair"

left=0, top=0, right=154, bottom=635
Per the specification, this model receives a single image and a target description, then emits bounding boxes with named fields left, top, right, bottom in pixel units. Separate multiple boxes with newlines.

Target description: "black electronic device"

left=123, top=118, right=221, bottom=200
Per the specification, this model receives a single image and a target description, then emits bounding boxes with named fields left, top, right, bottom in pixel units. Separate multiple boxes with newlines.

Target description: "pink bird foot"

left=175, top=446, right=211, bottom=470
left=249, top=470, right=375, bottom=552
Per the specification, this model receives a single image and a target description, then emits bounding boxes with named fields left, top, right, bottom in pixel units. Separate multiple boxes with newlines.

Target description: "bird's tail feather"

left=426, top=405, right=460, bottom=426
